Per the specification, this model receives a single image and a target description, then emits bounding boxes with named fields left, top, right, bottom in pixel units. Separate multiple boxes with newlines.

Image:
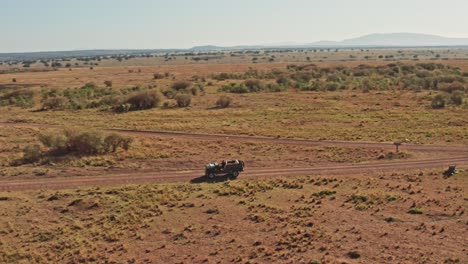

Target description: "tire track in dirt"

left=2, top=121, right=467, bottom=152
left=1, top=156, right=467, bottom=191
left=1, top=121, right=467, bottom=191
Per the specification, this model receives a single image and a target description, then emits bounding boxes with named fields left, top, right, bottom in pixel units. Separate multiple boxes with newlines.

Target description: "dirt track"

left=0, top=122, right=467, bottom=191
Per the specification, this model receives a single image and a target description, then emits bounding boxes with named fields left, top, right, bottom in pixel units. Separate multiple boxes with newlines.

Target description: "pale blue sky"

left=1, top=0, right=467, bottom=52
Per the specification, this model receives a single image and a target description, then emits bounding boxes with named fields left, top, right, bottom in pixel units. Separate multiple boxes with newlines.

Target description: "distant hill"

left=191, top=33, right=468, bottom=50
left=1, top=33, right=468, bottom=61
left=336, top=33, right=468, bottom=47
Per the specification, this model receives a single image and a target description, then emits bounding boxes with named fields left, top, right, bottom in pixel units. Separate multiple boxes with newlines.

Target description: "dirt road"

left=0, top=122, right=467, bottom=191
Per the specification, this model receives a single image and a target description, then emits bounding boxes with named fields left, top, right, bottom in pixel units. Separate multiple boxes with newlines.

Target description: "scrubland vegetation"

left=0, top=170, right=466, bottom=263
left=0, top=53, right=467, bottom=263
left=20, top=129, right=133, bottom=166
left=2, top=62, right=466, bottom=112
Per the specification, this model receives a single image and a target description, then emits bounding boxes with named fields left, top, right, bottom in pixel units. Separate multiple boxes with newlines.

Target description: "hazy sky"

left=1, top=0, right=467, bottom=52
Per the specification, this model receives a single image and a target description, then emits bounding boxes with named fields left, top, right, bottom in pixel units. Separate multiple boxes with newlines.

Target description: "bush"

left=103, top=133, right=133, bottom=152
left=162, top=101, right=171, bottom=108
left=431, top=94, right=446, bottom=109
left=162, top=89, right=177, bottom=99
left=265, top=83, right=286, bottom=92
left=39, top=129, right=133, bottom=156
left=23, top=144, right=42, bottom=163
left=124, top=90, right=161, bottom=111
left=114, top=103, right=132, bottom=113
left=172, top=81, right=192, bottom=91
left=218, top=79, right=282, bottom=94
left=190, top=87, right=198, bottom=96
left=175, top=94, right=191, bottom=107
left=69, top=131, right=104, bottom=155
left=219, top=83, right=249, bottom=93
left=216, top=96, right=232, bottom=108
left=0, top=89, right=35, bottom=108
left=42, top=96, right=70, bottom=110
left=325, top=82, right=339, bottom=91
left=39, top=132, right=68, bottom=153
left=450, top=91, right=464, bottom=105
left=276, top=75, right=289, bottom=86
left=244, top=79, right=263, bottom=92
left=153, top=73, right=165, bottom=79
left=196, top=83, right=206, bottom=95
left=296, top=82, right=320, bottom=91
left=99, top=95, right=123, bottom=108
left=104, top=80, right=113, bottom=87
left=408, top=207, right=423, bottom=214
left=445, top=81, right=465, bottom=93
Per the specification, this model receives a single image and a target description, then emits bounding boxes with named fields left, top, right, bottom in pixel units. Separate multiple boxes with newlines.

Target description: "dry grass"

left=1, top=59, right=466, bottom=178
left=0, top=170, right=466, bottom=263
left=0, top=55, right=467, bottom=263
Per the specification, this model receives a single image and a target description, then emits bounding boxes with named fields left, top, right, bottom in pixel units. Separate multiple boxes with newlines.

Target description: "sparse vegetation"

left=172, top=81, right=192, bottom=91
left=119, top=90, right=162, bottom=112
left=408, top=207, right=423, bottom=214
left=0, top=89, right=35, bottom=107
left=175, top=94, right=191, bottom=107
left=215, top=95, right=232, bottom=108
left=20, top=129, right=133, bottom=163
left=104, top=80, right=113, bottom=87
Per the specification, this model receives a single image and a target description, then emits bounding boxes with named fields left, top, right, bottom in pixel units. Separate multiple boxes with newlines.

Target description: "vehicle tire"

left=232, top=171, right=239, bottom=178
left=208, top=173, right=215, bottom=179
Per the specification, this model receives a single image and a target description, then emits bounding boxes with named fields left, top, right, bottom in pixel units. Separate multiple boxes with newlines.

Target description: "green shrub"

left=219, top=83, right=249, bottom=93
left=103, top=133, right=133, bottom=152
left=265, top=83, right=287, bottom=92
left=216, top=96, right=232, bottom=108
left=162, top=89, right=177, bottom=99
left=39, top=132, right=68, bottom=153
left=431, top=94, right=446, bottom=109
left=408, top=207, right=423, bottom=214
left=172, top=81, right=192, bottom=91
left=23, top=144, right=42, bottom=163
left=312, top=190, right=336, bottom=197
left=213, top=72, right=237, bottom=81
left=39, top=129, right=133, bottom=156
left=69, top=131, right=104, bottom=155
left=450, top=91, right=464, bottom=105
left=443, top=81, right=465, bottom=93
left=276, top=75, right=289, bottom=86
left=42, top=96, right=70, bottom=110
left=153, top=73, right=165, bottom=79
left=325, top=82, right=339, bottom=91
left=296, top=82, right=320, bottom=91
left=195, top=83, right=206, bottom=95
left=99, top=95, right=123, bottom=108
left=0, top=89, right=35, bottom=108
left=162, top=101, right=171, bottom=108
left=175, top=94, right=191, bottom=107
left=437, top=75, right=464, bottom=84
left=104, top=80, right=113, bottom=87
left=190, top=87, right=198, bottom=96
left=124, top=90, right=161, bottom=111
left=114, top=103, right=132, bottom=113
left=244, top=79, right=263, bottom=92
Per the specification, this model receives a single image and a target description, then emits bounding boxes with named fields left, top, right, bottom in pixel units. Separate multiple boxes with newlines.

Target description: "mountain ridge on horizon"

left=1, top=33, right=468, bottom=60
left=191, top=33, right=468, bottom=51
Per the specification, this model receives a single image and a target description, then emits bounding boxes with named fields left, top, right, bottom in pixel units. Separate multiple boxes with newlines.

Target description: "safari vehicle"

left=205, top=160, right=245, bottom=179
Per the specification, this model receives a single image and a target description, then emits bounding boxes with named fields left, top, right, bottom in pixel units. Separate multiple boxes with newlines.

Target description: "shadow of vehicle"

left=190, top=174, right=236, bottom=184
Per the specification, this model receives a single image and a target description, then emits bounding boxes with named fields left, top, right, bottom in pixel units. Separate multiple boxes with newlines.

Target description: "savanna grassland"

left=1, top=170, right=466, bottom=263
left=0, top=49, right=467, bottom=263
